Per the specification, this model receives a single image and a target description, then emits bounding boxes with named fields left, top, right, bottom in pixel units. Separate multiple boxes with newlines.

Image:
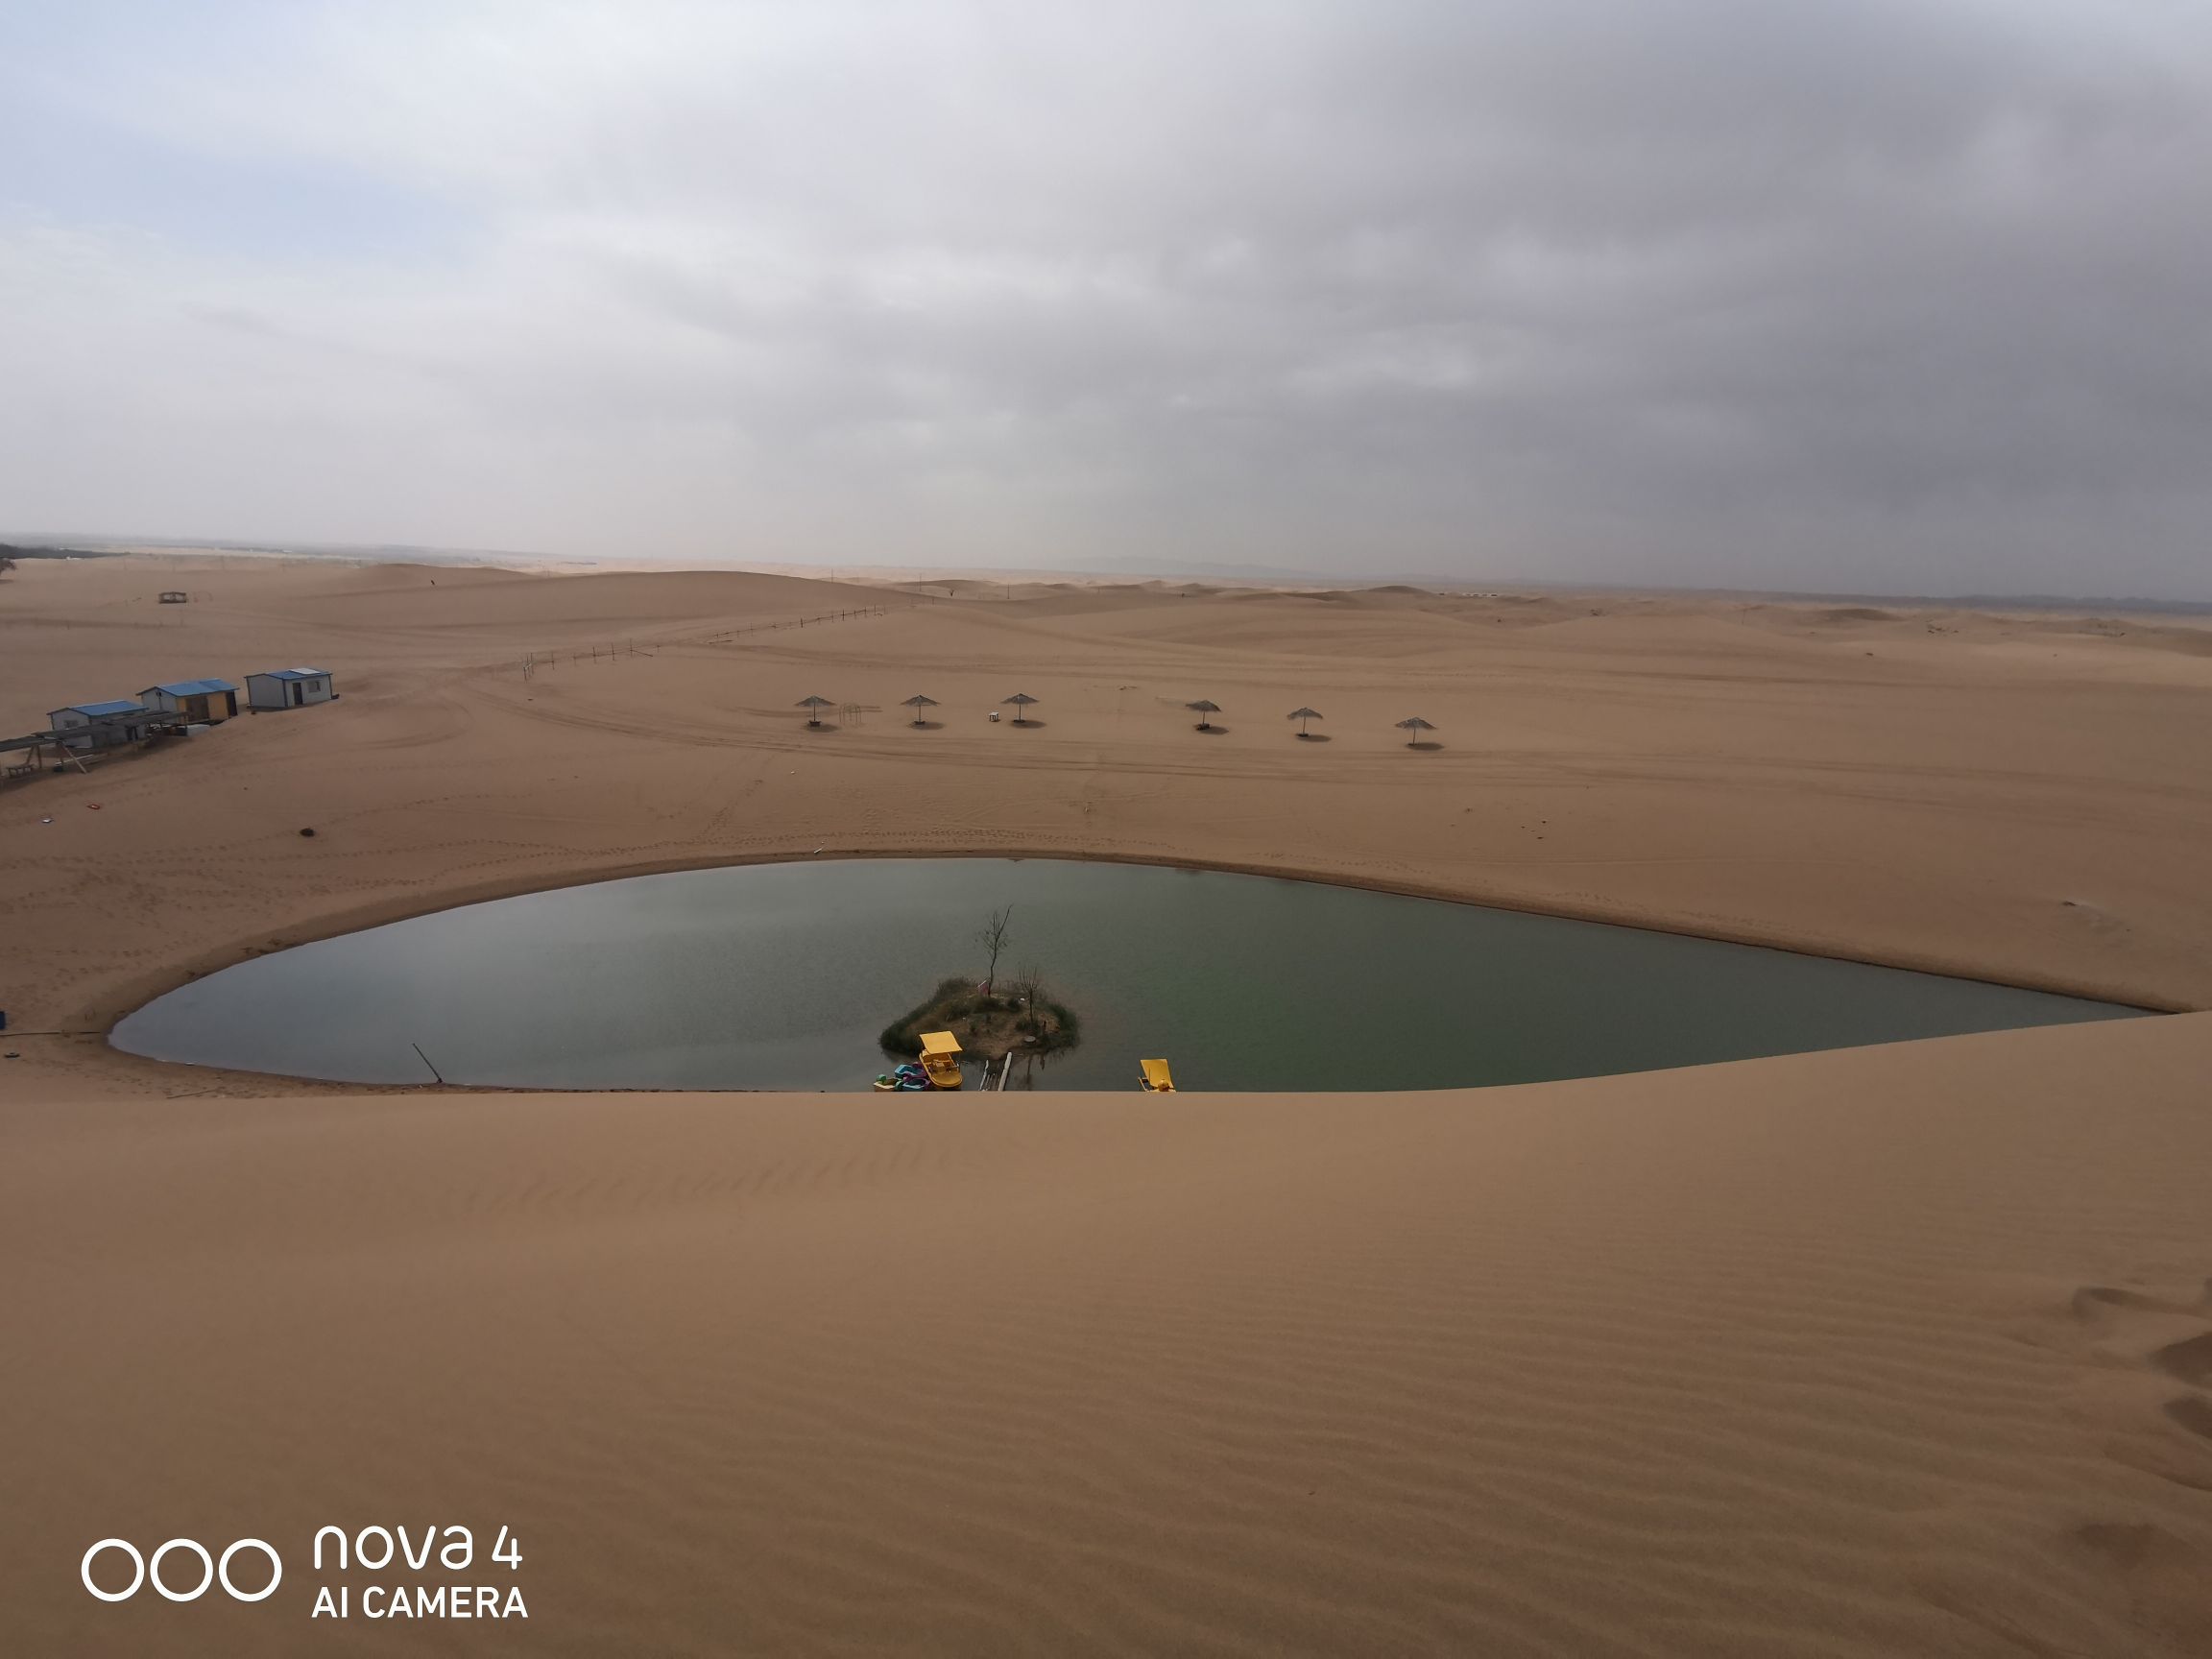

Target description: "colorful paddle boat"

left=875, top=1030, right=965, bottom=1091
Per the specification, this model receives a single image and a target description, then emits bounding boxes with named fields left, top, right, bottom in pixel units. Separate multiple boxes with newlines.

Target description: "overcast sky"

left=3, top=2, right=2208, bottom=593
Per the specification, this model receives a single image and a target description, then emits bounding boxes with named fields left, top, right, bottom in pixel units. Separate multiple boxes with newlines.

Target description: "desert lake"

left=111, top=858, right=2142, bottom=1090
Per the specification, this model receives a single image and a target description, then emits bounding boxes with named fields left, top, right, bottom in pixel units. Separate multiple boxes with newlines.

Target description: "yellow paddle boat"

left=875, top=1030, right=966, bottom=1092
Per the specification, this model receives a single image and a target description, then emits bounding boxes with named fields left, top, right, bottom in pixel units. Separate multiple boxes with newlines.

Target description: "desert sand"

left=3, top=553, right=2210, bottom=1653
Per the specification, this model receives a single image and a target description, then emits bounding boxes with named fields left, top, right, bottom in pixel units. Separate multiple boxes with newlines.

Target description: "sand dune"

left=4, top=552, right=2211, bottom=1653
left=6, top=1016, right=2212, bottom=1654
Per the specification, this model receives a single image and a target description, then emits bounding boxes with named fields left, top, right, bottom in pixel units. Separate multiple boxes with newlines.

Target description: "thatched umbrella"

left=902, top=693, right=939, bottom=727
left=796, top=694, right=835, bottom=729
left=1395, top=716, right=1437, bottom=747
left=1002, top=692, right=1040, bottom=725
left=1286, top=706, right=1323, bottom=737
left=1187, top=699, right=1222, bottom=731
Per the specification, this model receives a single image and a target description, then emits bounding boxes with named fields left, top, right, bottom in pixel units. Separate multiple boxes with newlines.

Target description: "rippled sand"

left=8, top=1015, right=2212, bottom=1654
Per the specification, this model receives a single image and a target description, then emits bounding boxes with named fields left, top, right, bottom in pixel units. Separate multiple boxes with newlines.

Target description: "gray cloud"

left=2, top=0, right=2208, bottom=592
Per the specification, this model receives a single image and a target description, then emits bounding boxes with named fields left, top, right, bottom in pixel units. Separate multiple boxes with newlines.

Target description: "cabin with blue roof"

left=46, top=699, right=154, bottom=753
left=139, top=677, right=239, bottom=724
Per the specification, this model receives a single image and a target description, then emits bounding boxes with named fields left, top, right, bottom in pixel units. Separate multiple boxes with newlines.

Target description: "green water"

left=111, top=858, right=2140, bottom=1090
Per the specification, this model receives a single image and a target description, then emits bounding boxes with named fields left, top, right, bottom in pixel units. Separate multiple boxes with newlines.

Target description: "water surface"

left=113, top=858, right=2139, bottom=1090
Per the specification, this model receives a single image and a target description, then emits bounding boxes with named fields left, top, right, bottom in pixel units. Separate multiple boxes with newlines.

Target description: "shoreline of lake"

left=111, top=857, right=2145, bottom=1094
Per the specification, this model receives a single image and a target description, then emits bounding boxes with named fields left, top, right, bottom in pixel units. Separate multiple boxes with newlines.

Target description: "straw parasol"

left=1394, top=716, right=1437, bottom=747
left=1186, top=699, right=1221, bottom=731
left=796, top=695, right=835, bottom=729
left=1286, top=706, right=1323, bottom=737
left=901, top=693, right=939, bottom=726
left=1002, top=692, right=1040, bottom=725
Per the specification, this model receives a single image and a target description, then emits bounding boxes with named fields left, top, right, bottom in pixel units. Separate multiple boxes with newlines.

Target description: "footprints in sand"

left=2063, top=1516, right=2212, bottom=1656
left=2065, top=1279, right=2212, bottom=1467
left=1989, top=1277, right=2212, bottom=1651
left=2167, top=1395, right=2212, bottom=1441
left=2072, top=1282, right=2212, bottom=1397
left=2153, top=1329, right=2212, bottom=1390
left=2154, top=1322, right=2212, bottom=1452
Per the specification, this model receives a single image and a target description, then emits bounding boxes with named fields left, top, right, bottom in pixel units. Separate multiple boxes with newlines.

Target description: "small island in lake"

left=879, top=975, right=1082, bottom=1065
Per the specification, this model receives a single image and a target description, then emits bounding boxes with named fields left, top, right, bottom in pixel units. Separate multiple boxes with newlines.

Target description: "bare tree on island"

left=975, top=905, right=1014, bottom=990
left=1010, top=960, right=1046, bottom=1029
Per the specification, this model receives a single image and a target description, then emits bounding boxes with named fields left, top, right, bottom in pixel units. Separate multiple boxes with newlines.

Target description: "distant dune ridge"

left=3, top=552, right=2210, bottom=1654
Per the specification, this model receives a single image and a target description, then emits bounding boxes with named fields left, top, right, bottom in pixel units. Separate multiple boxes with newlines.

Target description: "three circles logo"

left=81, top=1523, right=529, bottom=1621
left=81, top=1538, right=281, bottom=1603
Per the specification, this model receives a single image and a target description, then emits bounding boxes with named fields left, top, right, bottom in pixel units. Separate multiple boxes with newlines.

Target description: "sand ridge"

left=6, top=1017, right=2212, bottom=1653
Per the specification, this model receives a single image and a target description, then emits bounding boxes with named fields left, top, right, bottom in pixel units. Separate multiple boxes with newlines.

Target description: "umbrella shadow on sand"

left=1395, top=717, right=1440, bottom=751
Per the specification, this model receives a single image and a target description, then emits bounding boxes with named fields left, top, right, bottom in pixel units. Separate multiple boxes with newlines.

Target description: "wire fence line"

left=517, top=640, right=648, bottom=677
left=698, top=604, right=903, bottom=645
